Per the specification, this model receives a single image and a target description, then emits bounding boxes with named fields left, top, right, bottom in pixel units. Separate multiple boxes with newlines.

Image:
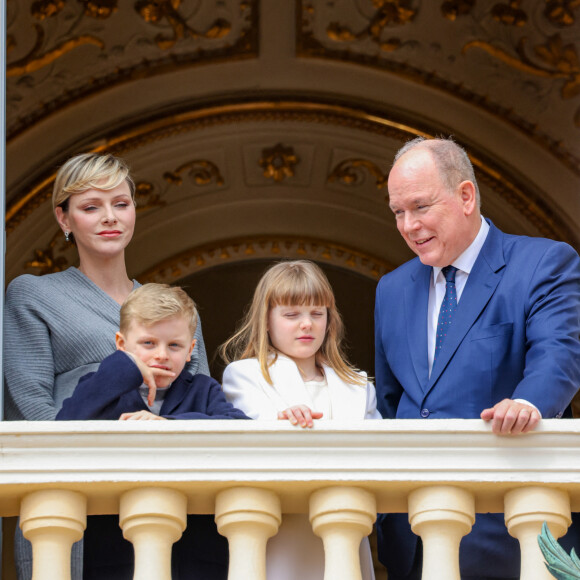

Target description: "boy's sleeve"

left=56, top=351, right=145, bottom=420
left=163, top=378, right=251, bottom=420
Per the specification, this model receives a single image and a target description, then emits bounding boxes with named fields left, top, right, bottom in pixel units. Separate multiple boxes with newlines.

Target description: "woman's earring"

left=64, top=231, right=70, bottom=242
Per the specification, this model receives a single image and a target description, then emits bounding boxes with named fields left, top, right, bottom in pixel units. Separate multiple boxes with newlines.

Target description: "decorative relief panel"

left=138, top=236, right=394, bottom=283
left=243, top=141, right=315, bottom=187
left=6, top=0, right=258, bottom=138
left=298, top=0, right=580, bottom=172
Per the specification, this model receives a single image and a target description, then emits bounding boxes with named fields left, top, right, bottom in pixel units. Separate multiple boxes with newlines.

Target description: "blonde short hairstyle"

left=120, top=284, right=198, bottom=339
left=221, top=260, right=365, bottom=386
left=52, top=153, right=136, bottom=211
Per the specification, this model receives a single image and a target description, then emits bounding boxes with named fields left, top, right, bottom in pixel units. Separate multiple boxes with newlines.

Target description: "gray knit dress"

left=4, top=266, right=210, bottom=579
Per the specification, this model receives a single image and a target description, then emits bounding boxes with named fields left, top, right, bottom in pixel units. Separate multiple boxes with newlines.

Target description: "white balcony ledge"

left=1, top=419, right=579, bottom=516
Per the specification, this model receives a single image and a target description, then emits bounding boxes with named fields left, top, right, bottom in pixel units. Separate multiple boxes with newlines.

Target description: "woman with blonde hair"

left=4, top=152, right=209, bottom=579
left=221, top=259, right=379, bottom=579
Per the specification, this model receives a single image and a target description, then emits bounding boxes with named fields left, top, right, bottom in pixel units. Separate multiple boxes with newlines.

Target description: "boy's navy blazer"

left=57, top=350, right=248, bottom=421
left=374, top=220, right=580, bottom=579
left=57, top=350, right=248, bottom=580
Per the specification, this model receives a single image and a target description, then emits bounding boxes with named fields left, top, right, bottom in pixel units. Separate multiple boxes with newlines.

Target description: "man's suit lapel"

left=427, top=220, right=506, bottom=391
left=405, top=264, right=431, bottom=390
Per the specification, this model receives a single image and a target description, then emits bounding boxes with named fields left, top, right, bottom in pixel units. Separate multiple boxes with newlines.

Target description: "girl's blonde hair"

left=220, top=260, right=365, bottom=386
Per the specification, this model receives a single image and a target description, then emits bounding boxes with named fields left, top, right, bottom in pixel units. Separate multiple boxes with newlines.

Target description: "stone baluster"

left=215, top=487, right=281, bottom=580
left=20, top=489, right=87, bottom=580
left=309, top=486, right=376, bottom=580
left=505, top=486, right=571, bottom=580
left=408, top=485, right=475, bottom=580
left=119, top=487, right=187, bottom=580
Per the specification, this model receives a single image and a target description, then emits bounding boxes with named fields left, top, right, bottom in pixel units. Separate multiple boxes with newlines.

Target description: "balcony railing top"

left=1, top=419, right=579, bottom=516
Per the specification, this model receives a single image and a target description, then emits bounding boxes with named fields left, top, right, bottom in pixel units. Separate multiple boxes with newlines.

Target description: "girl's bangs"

left=270, top=274, right=332, bottom=307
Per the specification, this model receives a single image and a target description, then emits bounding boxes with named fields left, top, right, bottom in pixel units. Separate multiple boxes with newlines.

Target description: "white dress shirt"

left=427, top=216, right=489, bottom=372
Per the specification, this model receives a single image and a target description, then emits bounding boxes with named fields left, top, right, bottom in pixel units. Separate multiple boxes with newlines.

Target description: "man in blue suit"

left=374, top=137, right=580, bottom=579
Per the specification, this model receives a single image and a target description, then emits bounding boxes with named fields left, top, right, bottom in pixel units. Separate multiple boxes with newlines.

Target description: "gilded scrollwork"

left=7, top=25, right=105, bottom=77
left=463, top=34, right=580, bottom=123
left=326, top=0, right=415, bottom=50
left=138, top=236, right=394, bottom=284
left=491, top=1, right=528, bottom=26
left=440, top=0, right=475, bottom=21
left=80, top=0, right=119, bottom=19
left=544, top=0, right=580, bottom=26
left=31, top=0, right=65, bottom=20
left=327, top=159, right=388, bottom=189
left=134, top=181, right=167, bottom=212
left=259, top=144, right=300, bottom=182
left=135, top=0, right=231, bottom=50
left=163, top=160, right=225, bottom=187
left=25, top=230, right=71, bottom=275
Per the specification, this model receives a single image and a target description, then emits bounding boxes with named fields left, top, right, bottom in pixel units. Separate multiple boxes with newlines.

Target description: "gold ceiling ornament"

left=134, top=181, right=167, bottom=212
left=259, top=143, right=300, bottom=182
left=24, top=230, right=71, bottom=275
left=135, top=0, right=231, bottom=50
left=81, top=0, right=119, bottom=19
left=6, top=24, right=105, bottom=77
left=327, top=159, right=389, bottom=189
left=440, top=0, right=475, bottom=21
left=137, top=235, right=394, bottom=284
left=544, top=0, right=580, bottom=26
left=463, top=33, right=580, bottom=124
left=325, top=0, right=415, bottom=50
left=163, top=160, right=225, bottom=187
left=491, top=0, right=528, bottom=26
left=31, top=0, right=65, bottom=20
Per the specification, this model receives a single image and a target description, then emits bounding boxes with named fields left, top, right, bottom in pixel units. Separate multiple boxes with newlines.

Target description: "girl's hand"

left=278, top=405, right=323, bottom=428
left=119, top=410, right=167, bottom=421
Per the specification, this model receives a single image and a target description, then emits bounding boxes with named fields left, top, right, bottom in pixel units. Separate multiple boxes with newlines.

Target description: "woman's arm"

left=184, top=316, right=210, bottom=376
left=4, top=276, right=59, bottom=420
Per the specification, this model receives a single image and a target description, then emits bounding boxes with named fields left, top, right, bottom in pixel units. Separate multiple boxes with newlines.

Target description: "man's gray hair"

left=393, top=136, right=480, bottom=208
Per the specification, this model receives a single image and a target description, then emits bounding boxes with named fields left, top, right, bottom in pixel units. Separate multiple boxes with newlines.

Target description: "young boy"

left=58, top=283, right=248, bottom=422
left=57, top=283, right=248, bottom=580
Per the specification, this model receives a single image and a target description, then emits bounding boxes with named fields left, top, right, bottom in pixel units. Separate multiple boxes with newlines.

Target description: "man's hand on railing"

left=481, top=398, right=541, bottom=435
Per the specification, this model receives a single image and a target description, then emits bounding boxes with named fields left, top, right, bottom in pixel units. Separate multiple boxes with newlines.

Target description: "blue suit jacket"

left=57, top=351, right=249, bottom=580
left=374, top=220, right=580, bottom=579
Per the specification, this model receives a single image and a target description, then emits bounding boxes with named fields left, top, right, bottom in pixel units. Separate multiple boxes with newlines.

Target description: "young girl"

left=221, top=259, right=379, bottom=580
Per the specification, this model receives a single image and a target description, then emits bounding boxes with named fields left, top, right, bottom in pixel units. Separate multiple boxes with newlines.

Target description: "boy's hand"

left=122, top=351, right=175, bottom=406
left=119, top=410, right=167, bottom=421
left=278, top=405, right=323, bottom=428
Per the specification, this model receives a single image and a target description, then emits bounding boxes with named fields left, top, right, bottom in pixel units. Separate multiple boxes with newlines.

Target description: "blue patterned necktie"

left=435, top=266, right=458, bottom=360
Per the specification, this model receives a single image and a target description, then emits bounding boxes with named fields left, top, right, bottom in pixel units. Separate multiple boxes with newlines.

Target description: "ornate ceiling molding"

left=6, top=101, right=577, bottom=247
left=297, top=0, right=580, bottom=176
left=6, top=0, right=259, bottom=140
left=137, top=235, right=395, bottom=283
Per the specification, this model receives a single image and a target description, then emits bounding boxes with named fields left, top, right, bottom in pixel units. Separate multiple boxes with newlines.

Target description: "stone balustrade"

left=1, top=419, right=580, bottom=579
